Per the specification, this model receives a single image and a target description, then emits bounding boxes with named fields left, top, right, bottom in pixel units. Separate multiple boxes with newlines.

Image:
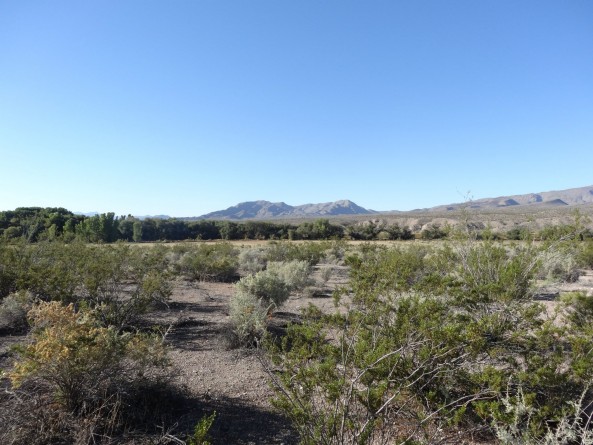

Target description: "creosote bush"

left=265, top=236, right=593, bottom=444
left=178, top=242, right=238, bottom=282
left=0, top=241, right=174, bottom=331
left=266, top=241, right=326, bottom=265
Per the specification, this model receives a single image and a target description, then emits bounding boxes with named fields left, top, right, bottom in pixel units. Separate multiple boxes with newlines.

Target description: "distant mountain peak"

left=199, top=199, right=373, bottom=220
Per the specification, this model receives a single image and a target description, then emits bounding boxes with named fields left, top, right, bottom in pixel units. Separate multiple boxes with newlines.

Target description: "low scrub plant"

left=265, top=236, right=593, bottom=444
left=267, top=241, right=326, bottom=265
left=228, top=289, right=269, bottom=347
left=4, top=301, right=173, bottom=443
left=493, top=383, right=593, bottom=445
left=178, top=242, right=238, bottom=282
left=266, top=260, right=313, bottom=294
left=0, top=241, right=174, bottom=330
left=230, top=260, right=313, bottom=346
left=577, top=240, right=593, bottom=269
left=187, top=411, right=217, bottom=445
left=0, top=290, right=34, bottom=334
left=238, top=247, right=267, bottom=275
left=537, top=247, right=580, bottom=283
left=235, top=270, right=290, bottom=308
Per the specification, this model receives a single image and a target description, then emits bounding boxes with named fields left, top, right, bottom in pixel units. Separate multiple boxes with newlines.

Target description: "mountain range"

left=427, top=184, right=593, bottom=212
left=73, top=185, right=592, bottom=220
left=193, top=185, right=593, bottom=220
left=196, top=200, right=373, bottom=220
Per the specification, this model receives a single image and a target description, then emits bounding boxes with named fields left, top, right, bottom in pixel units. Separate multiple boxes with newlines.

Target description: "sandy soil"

left=138, top=264, right=350, bottom=444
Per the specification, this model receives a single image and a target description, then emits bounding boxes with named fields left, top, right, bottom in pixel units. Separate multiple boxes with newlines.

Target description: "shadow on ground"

left=177, top=394, right=298, bottom=445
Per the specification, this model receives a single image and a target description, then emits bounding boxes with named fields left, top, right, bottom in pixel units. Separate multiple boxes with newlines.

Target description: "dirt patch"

left=137, top=265, right=349, bottom=443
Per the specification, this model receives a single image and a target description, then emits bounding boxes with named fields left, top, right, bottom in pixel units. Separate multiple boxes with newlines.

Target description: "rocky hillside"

left=198, top=200, right=373, bottom=220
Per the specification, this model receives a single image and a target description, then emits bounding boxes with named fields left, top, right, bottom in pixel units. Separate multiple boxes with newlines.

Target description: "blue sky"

left=1, top=1, right=592, bottom=216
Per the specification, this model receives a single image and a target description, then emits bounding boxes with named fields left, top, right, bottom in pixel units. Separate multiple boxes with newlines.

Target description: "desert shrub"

left=420, top=223, right=448, bottom=240
left=0, top=242, right=174, bottom=331
left=505, top=227, right=532, bottom=241
left=577, top=240, right=593, bottom=269
left=267, top=295, right=483, bottom=444
left=77, top=244, right=173, bottom=329
left=228, top=289, right=269, bottom=347
left=345, top=244, right=430, bottom=298
left=0, top=241, right=19, bottom=298
left=230, top=260, right=312, bottom=346
left=537, top=247, right=580, bottom=283
left=318, top=265, right=333, bottom=287
left=13, top=241, right=86, bottom=303
left=235, top=270, right=291, bottom=308
left=538, top=224, right=576, bottom=241
left=267, top=241, right=326, bottom=265
left=561, top=291, right=593, bottom=329
left=0, top=291, right=35, bottom=334
left=442, top=241, right=540, bottom=304
left=178, top=242, right=238, bottom=282
left=4, top=301, right=174, bottom=443
left=266, top=260, right=313, bottom=293
left=323, top=239, right=349, bottom=264
left=266, top=236, right=593, bottom=443
left=492, top=384, right=593, bottom=445
left=238, top=247, right=267, bottom=275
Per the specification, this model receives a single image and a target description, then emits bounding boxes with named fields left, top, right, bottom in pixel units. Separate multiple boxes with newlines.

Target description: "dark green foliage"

left=293, top=219, right=344, bottom=240
left=177, top=242, right=239, bottom=282
left=0, top=240, right=172, bottom=330
left=345, top=221, right=413, bottom=240
left=577, top=240, right=593, bottom=268
left=266, top=241, right=327, bottom=265
left=420, top=223, right=448, bottom=240
left=538, top=224, right=576, bottom=241
left=505, top=227, right=532, bottom=241
left=267, top=238, right=593, bottom=443
left=0, top=207, right=83, bottom=242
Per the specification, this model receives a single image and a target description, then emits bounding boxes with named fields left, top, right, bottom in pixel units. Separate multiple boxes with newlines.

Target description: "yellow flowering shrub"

left=10, top=301, right=168, bottom=412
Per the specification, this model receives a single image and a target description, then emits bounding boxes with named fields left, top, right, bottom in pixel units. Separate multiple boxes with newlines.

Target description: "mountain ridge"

left=423, top=184, right=593, bottom=212
left=197, top=199, right=374, bottom=220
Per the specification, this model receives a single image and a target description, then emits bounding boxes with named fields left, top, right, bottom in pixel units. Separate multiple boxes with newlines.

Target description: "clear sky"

left=1, top=1, right=592, bottom=216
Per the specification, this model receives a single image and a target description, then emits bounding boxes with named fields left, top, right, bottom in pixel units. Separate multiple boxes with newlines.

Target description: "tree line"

left=0, top=207, right=416, bottom=243
left=2, top=206, right=591, bottom=243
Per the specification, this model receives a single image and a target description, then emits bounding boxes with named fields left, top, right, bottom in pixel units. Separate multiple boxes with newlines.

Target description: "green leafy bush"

left=178, top=242, right=238, bottom=281
left=0, top=241, right=173, bottom=331
left=266, top=241, right=326, bottom=265
left=266, top=238, right=593, bottom=443
left=577, top=240, right=593, bottom=269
